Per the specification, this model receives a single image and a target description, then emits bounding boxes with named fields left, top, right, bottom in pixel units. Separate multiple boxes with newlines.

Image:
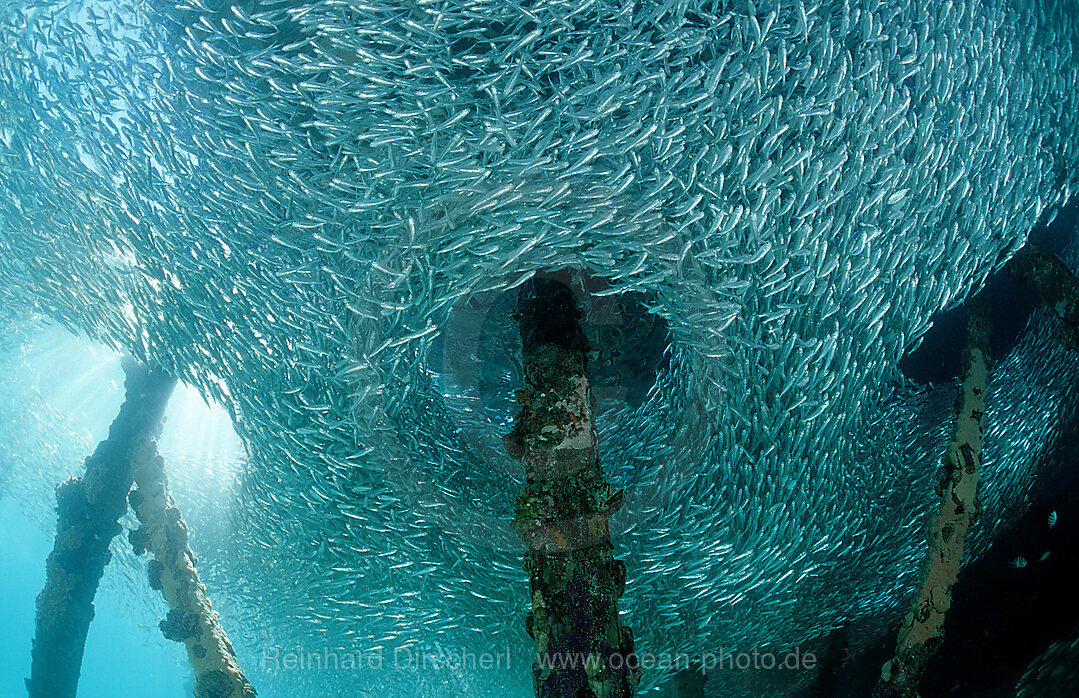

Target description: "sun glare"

left=22, top=324, right=244, bottom=475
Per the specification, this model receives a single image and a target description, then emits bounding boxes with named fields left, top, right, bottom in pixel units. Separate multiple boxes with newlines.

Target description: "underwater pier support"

left=509, top=279, right=639, bottom=698
left=1006, top=241, right=1079, bottom=349
left=128, top=438, right=256, bottom=698
left=27, top=359, right=177, bottom=698
left=875, top=291, right=991, bottom=698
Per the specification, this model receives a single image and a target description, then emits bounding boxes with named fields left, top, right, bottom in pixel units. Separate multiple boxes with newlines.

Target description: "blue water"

left=0, top=327, right=249, bottom=698
left=0, top=497, right=191, bottom=698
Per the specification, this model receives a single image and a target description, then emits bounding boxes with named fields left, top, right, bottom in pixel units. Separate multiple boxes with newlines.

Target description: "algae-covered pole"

left=1006, top=241, right=1079, bottom=349
left=874, top=291, right=991, bottom=698
left=509, top=278, right=639, bottom=698
left=128, top=438, right=255, bottom=698
left=27, top=359, right=176, bottom=698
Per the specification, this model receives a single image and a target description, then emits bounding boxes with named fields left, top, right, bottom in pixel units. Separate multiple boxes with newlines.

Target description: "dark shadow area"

left=809, top=198, right=1079, bottom=697
left=917, top=394, right=1079, bottom=697
left=811, top=422, right=1079, bottom=697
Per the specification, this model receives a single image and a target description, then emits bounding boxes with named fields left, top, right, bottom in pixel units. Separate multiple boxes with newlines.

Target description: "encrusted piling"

left=128, top=439, right=256, bottom=698
left=875, top=292, right=991, bottom=698
left=27, top=359, right=177, bottom=698
left=508, top=278, right=638, bottom=698
left=1007, top=241, right=1079, bottom=349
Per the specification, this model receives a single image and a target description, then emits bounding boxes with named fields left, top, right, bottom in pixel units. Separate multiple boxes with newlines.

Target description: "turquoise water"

left=0, top=327, right=254, bottom=698
left=0, top=497, right=192, bottom=698
left=0, top=326, right=528, bottom=698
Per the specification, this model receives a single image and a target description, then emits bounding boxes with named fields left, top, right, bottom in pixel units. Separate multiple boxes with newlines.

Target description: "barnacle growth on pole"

left=874, top=241, right=1079, bottom=697
left=128, top=438, right=256, bottom=698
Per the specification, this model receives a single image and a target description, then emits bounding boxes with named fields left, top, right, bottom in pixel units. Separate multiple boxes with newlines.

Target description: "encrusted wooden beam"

left=27, top=359, right=176, bottom=698
left=875, top=291, right=990, bottom=698
left=1006, top=241, right=1079, bottom=350
left=128, top=439, right=256, bottom=698
left=509, top=278, right=639, bottom=698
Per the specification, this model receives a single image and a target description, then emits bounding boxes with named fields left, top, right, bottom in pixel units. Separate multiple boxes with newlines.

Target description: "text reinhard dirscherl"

left=260, top=646, right=817, bottom=673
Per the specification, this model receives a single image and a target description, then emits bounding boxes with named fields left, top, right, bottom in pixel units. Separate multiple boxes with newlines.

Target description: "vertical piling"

left=27, top=359, right=176, bottom=698
left=509, top=278, right=639, bottom=698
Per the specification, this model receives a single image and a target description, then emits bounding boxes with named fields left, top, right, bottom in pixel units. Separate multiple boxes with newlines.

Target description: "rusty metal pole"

left=508, top=278, right=639, bottom=698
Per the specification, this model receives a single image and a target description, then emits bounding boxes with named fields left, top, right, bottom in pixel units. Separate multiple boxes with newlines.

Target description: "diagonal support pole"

left=1006, top=241, right=1079, bottom=349
left=874, top=291, right=991, bottom=697
left=127, top=438, right=256, bottom=698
